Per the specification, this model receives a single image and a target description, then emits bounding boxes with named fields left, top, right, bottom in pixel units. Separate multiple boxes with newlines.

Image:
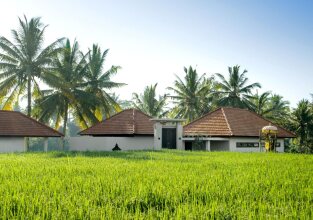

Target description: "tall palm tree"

left=292, top=99, right=313, bottom=146
left=84, top=44, right=125, bottom=121
left=0, top=16, right=63, bottom=115
left=215, top=65, right=261, bottom=109
left=167, top=66, right=216, bottom=122
left=34, top=39, right=98, bottom=138
left=132, top=83, right=168, bottom=117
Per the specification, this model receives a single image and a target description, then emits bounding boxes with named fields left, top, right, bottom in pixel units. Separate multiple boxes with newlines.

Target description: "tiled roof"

left=183, top=107, right=295, bottom=138
left=79, top=109, right=154, bottom=136
left=0, top=110, right=63, bottom=137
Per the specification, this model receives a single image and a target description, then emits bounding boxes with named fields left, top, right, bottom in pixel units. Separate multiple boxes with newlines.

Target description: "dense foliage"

left=0, top=16, right=123, bottom=135
left=167, top=66, right=217, bottom=122
left=132, top=83, right=167, bottom=117
left=0, top=151, right=312, bottom=219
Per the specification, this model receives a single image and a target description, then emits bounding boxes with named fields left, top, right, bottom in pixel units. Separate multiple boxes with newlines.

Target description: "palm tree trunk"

left=62, top=102, right=68, bottom=150
left=26, top=74, right=32, bottom=151
left=27, top=74, right=32, bottom=116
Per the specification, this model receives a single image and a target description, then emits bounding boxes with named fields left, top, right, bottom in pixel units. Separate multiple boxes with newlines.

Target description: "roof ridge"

left=183, top=107, right=222, bottom=128
left=16, top=111, right=64, bottom=137
left=221, top=108, right=233, bottom=136
left=133, top=108, right=153, bottom=119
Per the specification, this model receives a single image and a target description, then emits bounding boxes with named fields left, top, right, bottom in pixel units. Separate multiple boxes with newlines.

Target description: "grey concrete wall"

left=0, top=137, right=25, bottom=152
left=210, top=141, right=230, bottom=151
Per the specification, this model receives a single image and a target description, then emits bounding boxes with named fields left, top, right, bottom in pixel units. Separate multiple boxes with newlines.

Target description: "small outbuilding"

left=0, top=110, right=63, bottom=152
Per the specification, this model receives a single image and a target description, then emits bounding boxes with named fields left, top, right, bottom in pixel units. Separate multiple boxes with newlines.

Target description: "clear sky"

left=1, top=0, right=312, bottom=107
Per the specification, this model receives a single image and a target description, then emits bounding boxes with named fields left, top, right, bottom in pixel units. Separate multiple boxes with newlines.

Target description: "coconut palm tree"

left=215, top=65, right=261, bottom=109
left=34, top=39, right=98, bottom=139
left=132, top=83, right=168, bottom=117
left=0, top=16, right=63, bottom=116
left=292, top=99, right=313, bottom=147
left=266, top=94, right=290, bottom=123
left=167, top=66, right=216, bottom=122
left=251, top=92, right=290, bottom=124
left=251, top=91, right=271, bottom=115
left=84, top=44, right=125, bottom=121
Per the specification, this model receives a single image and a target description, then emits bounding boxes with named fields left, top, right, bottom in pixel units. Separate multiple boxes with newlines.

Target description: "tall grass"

left=0, top=151, right=312, bottom=219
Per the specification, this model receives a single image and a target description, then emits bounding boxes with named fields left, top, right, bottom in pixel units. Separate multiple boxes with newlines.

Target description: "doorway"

left=162, top=128, right=176, bottom=149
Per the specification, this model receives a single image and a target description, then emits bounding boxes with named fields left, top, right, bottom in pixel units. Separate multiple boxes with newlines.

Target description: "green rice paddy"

left=0, top=151, right=312, bottom=219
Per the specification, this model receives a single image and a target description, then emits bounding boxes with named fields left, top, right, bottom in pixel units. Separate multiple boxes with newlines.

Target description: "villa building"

left=69, top=107, right=295, bottom=152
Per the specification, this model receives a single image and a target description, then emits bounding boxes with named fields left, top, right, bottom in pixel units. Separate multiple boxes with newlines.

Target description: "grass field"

left=0, top=151, right=312, bottom=219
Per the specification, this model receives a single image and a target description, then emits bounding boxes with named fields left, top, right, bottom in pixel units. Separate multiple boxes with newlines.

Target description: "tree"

left=215, top=65, right=261, bottom=109
left=251, top=92, right=290, bottom=126
left=84, top=44, right=125, bottom=121
left=291, top=100, right=313, bottom=148
left=251, top=91, right=271, bottom=115
left=0, top=16, right=63, bottom=116
left=266, top=94, right=290, bottom=125
left=110, top=93, right=133, bottom=110
left=132, top=83, right=167, bottom=117
left=167, top=66, right=216, bottom=122
left=34, top=39, right=98, bottom=139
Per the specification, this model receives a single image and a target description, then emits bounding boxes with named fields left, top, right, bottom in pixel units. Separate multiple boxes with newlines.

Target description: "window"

left=260, top=142, right=281, bottom=148
left=236, top=142, right=281, bottom=148
left=236, top=142, right=259, bottom=148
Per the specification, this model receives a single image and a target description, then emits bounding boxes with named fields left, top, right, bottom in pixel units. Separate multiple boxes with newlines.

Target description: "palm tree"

left=34, top=39, right=98, bottom=139
left=132, top=83, right=168, bottom=117
left=251, top=91, right=271, bottom=115
left=0, top=16, right=63, bottom=116
left=84, top=44, right=125, bottom=121
left=111, top=93, right=133, bottom=110
left=251, top=92, right=290, bottom=125
left=215, top=65, right=261, bottom=109
left=292, top=100, right=313, bottom=146
left=167, top=66, right=216, bottom=122
left=266, top=94, right=290, bottom=124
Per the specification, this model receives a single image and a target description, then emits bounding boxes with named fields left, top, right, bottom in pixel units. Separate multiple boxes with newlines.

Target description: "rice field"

left=0, top=151, right=312, bottom=219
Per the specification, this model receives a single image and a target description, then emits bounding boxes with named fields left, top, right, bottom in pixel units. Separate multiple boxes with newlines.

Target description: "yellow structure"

left=260, top=125, right=278, bottom=152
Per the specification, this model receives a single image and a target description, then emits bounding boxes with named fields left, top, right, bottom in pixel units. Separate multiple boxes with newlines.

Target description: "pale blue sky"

left=1, top=0, right=312, bottom=107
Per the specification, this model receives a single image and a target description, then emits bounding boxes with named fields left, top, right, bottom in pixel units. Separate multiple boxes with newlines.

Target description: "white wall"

left=176, top=123, right=183, bottom=150
left=68, top=136, right=154, bottom=151
left=0, top=137, right=25, bottom=153
left=154, top=123, right=162, bottom=150
left=229, top=137, right=285, bottom=152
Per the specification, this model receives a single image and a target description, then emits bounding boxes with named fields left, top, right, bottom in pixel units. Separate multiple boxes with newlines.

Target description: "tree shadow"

left=47, top=150, right=160, bottom=161
left=45, top=149, right=200, bottom=161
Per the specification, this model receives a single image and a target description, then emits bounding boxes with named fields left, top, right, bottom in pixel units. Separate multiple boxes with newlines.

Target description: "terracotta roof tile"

left=184, top=107, right=295, bottom=138
left=0, top=110, right=63, bottom=137
left=80, top=109, right=154, bottom=136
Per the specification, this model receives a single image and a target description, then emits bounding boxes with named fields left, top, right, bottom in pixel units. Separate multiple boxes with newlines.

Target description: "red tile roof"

left=183, top=107, right=295, bottom=138
left=80, top=109, right=154, bottom=136
left=0, top=110, right=63, bottom=137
